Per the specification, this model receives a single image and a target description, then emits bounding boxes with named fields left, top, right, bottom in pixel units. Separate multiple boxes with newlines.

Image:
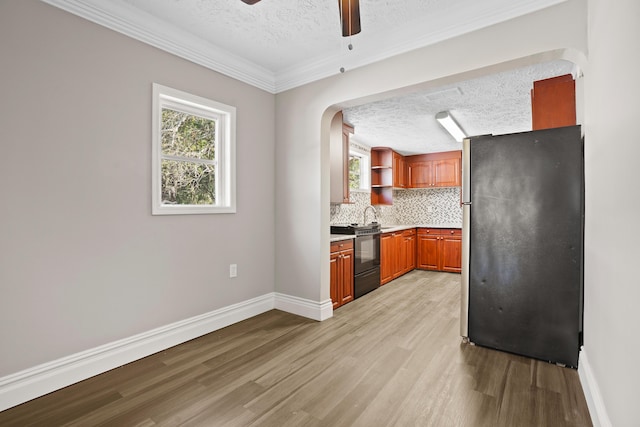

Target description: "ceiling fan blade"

left=339, top=0, right=361, bottom=37
left=241, top=0, right=261, bottom=4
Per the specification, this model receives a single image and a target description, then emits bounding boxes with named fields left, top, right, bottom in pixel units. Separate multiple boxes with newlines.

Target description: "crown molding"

left=40, top=0, right=277, bottom=93
left=41, top=0, right=567, bottom=94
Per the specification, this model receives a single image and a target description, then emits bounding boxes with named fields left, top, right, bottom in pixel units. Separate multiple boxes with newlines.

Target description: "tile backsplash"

left=330, top=188, right=462, bottom=225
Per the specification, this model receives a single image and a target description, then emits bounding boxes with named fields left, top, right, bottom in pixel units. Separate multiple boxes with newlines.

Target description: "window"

left=348, top=144, right=370, bottom=191
left=349, top=154, right=362, bottom=190
left=152, top=83, right=236, bottom=214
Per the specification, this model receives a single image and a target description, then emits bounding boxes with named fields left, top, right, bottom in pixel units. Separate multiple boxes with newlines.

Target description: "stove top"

left=330, top=223, right=381, bottom=235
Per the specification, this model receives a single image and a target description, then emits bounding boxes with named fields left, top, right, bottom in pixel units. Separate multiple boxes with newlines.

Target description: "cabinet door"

left=434, top=158, right=460, bottom=187
left=330, top=251, right=340, bottom=310
left=393, top=152, right=406, bottom=188
left=531, top=74, right=576, bottom=130
left=405, top=234, right=416, bottom=272
left=380, top=233, right=394, bottom=285
left=393, top=233, right=405, bottom=278
left=408, top=161, right=433, bottom=188
left=441, top=236, right=462, bottom=273
left=340, top=249, right=354, bottom=305
left=417, top=233, right=440, bottom=270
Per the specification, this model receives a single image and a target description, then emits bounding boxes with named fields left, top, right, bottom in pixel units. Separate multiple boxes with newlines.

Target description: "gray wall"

left=0, top=0, right=275, bottom=376
left=584, top=0, right=640, bottom=424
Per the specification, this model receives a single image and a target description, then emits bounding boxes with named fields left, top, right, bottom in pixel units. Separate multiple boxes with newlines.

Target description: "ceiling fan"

left=240, top=0, right=361, bottom=37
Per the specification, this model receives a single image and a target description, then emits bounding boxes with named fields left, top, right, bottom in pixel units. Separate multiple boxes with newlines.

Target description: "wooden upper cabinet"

left=406, top=151, right=461, bottom=188
left=330, top=111, right=353, bottom=204
left=393, top=151, right=406, bottom=188
left=531, top=74, right=576, bottom=130
left=372, top=149, right=461, bottom=205
left=434, top=158, right=461, bottom=187
left=407, top=161, right=433, bottom=188
left=371, top=147, right=405, bottom=205
left=417, top=228, right=462, bottom=273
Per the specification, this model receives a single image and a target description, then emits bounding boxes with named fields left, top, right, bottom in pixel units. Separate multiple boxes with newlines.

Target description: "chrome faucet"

left=363, top=205, right=378, bottom=225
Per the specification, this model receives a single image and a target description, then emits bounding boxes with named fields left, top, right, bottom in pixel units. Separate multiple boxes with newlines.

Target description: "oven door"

left=354, top=233, right=380, bottom=275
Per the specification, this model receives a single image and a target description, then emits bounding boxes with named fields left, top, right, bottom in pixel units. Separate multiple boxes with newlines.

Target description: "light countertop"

left=330, top=234, right=356, bottom=242
left=379, top=223, right=462, bottom=233
left=330, top=224, right=461, bottom=241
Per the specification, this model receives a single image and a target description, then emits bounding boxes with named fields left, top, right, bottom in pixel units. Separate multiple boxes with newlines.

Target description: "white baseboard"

left=578, top=348, right=612, bottom=427
left=274, top=292, right=333, bottom=321
left=0, top=291, right=331, bottom=412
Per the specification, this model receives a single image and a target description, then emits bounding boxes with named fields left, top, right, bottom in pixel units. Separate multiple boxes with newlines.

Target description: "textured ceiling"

left=343, top=60, right=576, bottom=155
left=49, top=0, right=568, bottom=91
left=43, top=0, right=576, bottom=154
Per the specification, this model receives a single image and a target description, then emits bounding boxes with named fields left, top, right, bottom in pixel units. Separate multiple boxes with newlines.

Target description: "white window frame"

left=152, top=83, right=236, bottom=215
left=349, top=143, right=371, bottom=192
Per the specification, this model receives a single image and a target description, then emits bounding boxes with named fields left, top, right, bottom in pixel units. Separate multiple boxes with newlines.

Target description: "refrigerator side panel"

left=461, top=204, right=470, bottom=337
left=460, top=138, right=471, bottom=337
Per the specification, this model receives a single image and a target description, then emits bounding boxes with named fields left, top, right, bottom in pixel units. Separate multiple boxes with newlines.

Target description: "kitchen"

left=328, top=59, right=578, bottom=310
left=2, top=1, right=637, bottom=425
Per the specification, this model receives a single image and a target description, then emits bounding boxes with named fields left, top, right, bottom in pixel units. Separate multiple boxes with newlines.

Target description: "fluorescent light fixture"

left=436, top=111, right=467, bottom=142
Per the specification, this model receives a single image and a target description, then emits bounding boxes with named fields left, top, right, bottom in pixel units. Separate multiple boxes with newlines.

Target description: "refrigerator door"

left=468, top=126, right=583, bottom=368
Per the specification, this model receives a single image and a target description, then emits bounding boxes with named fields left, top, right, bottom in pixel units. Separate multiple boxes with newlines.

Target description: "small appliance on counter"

left=330, top=223, right=381, bottom=298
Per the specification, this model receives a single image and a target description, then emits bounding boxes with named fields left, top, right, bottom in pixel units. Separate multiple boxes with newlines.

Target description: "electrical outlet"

left=229, top=264, right=237, bottom=278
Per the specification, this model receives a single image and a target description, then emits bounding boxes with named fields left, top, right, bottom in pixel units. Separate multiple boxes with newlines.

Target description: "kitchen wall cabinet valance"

left=405, top=151, right=462, bottom=189
left=330, top=111, right=354, bottom=204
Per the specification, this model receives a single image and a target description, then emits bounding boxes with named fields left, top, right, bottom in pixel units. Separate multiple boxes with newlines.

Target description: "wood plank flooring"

left=0, top=271, right=592, bottom=426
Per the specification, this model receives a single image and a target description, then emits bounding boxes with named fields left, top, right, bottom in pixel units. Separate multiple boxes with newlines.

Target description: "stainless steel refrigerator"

left=460, top=125, right=583, bottom=368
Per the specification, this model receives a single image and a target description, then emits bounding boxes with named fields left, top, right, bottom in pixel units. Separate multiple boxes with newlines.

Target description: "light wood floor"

left=0, top=271, right=592, bottom=426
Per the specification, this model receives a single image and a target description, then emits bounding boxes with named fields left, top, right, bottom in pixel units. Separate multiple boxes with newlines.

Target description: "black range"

left=331, top=223, right=381, bottom=298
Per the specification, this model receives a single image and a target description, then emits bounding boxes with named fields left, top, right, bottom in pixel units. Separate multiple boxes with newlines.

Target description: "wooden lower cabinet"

left=381, top=228, right=416, bottom=285
left=330, top=240, right=354, bottom=309
left=380, top=233, right=394, bottom=285
left=417, top=228, right=462, bottom=273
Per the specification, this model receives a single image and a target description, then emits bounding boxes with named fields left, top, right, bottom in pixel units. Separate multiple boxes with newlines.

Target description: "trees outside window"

left=152, top=84, right=236, bottom=215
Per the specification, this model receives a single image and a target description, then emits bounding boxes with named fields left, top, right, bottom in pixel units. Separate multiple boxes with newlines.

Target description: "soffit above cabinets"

left=42, top=0, right=568, bottom=93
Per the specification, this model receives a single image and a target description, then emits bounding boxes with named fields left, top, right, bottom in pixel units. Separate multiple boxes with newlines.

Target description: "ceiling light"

left=436, top=111, right=467, bottom=142
left=339, top=0, right=361, bottom=37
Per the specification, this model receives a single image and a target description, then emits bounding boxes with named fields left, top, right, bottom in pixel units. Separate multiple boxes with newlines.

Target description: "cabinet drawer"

left=402, top=228, right=416, bottom=237
left=331, top=239, right=354, bottom=253
left=418, top=228, right=462, bottom=236
left=418, top=228, right=441, bottom=235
